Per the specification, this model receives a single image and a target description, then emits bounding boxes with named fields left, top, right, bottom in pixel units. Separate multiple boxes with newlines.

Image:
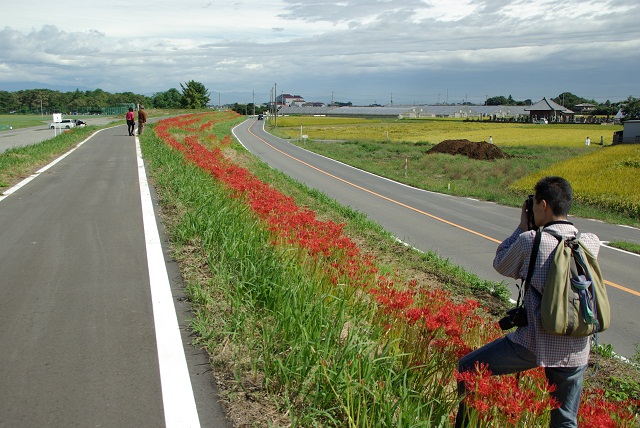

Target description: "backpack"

left=528, top=229, right=610, bottom=337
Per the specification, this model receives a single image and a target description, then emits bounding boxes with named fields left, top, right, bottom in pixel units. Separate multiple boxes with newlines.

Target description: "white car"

left=49, top=119, right=76, bottom=129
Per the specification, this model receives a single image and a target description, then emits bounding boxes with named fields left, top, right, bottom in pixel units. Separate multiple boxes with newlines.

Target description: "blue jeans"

left=455, top=337, right=586, bottom=428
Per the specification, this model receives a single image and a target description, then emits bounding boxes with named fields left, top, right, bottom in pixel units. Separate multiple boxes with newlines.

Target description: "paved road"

left=0, top=125, right=230, bottom=427
left=233, top=118, right=640, bottom=360
left=0, top=116, right=119, bottom=154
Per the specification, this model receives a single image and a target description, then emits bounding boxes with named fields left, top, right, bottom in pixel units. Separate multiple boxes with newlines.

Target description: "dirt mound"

left=426, top=139, right=508, bottom=160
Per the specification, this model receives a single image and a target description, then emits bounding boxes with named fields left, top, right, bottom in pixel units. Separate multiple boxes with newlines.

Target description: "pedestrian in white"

left=585, top=136, right=591, bottom=146
left=489, top=136, right=493, bottom=144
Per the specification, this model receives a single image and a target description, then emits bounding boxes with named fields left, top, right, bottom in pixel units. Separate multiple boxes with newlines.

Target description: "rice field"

left=273, top=116, right=622, bottom=147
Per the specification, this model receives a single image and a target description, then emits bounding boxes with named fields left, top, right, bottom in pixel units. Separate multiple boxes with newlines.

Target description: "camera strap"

left=519, top=230, right=542, bottom=306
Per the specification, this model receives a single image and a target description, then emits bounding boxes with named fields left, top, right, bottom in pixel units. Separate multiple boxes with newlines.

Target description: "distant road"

left=0, top=116, right=118, bottom=153
left=233, top=118, right=640, bottom=359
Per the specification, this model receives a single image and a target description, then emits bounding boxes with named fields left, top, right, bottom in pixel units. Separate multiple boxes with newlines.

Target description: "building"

left=574, top=103, right=595, bottom=114
left=617, top=120, right=640, bottom=144
left=276, top=94, right=306, bottom=107
left=525, top=97, right=574, bottom=122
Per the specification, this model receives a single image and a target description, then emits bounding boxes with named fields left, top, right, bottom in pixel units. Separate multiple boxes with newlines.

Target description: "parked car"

left=49, top=119, right=76, bottom=129
left=74, top=119, right=87, bottom=127
left=257, top=114, right=264, bottom=120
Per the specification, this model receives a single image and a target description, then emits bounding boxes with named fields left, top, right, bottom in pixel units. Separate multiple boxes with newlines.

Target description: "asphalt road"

left=233, top=118, right=640, bottom=360
left=0, top=116, right=119, bottom=154
left=0, top=125, right=230, bottom=427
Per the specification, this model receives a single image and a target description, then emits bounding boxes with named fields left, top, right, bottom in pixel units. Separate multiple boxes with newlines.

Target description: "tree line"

left=486, top=92, right=640, bottom=119
left=0, top=81, right=211, bottom=114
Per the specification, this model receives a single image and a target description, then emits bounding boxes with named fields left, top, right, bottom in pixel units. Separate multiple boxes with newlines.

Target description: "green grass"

left=607, top=241, right=640, bottom=254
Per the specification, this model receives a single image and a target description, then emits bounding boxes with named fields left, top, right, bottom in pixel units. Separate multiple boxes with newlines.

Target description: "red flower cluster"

left=456, top=363, right=560, bottom=426
left=578, top=388, right=639, bottom=428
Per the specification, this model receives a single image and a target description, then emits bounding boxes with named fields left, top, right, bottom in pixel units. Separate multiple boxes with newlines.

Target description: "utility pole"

left=390, top=92, right=393, bottom=106
left=274, top=82, right=277, bottom=127
left=252, top=90, right=255, bottom=116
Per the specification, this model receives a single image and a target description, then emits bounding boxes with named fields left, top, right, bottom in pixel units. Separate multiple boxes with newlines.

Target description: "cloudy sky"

left=1, top=0, right=639, bottom=105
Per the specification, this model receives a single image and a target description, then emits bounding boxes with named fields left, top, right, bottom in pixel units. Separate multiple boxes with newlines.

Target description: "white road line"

left=136, top=137, right=201, bottom=428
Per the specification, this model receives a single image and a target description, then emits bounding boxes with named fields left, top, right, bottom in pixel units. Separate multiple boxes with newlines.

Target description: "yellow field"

left=272, top=116, right=637, bottom=219
left=274, top=116, right=622, bottom=147
left=512, top=144, right=640, bottom=217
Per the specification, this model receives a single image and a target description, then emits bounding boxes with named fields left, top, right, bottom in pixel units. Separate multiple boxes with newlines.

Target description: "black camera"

left=498, top=306, right=528, bottom=330
left=525, top=195, right=535, bottom=230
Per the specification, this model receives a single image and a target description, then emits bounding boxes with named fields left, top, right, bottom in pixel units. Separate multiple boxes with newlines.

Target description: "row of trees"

left=486, top=92, right=640, bottom=119
left=3, top=84, right=637, bottom=121
left=0, top=81, right=211, bottom=114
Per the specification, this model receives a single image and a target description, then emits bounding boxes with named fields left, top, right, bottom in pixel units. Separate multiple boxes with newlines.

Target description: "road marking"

left=136, top=137, right=201, bottom=428
left=238, top=121, right=639, bottom=298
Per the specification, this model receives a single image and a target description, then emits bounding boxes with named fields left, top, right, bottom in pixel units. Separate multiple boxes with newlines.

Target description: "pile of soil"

left=426, top=139, right=509, bottom=160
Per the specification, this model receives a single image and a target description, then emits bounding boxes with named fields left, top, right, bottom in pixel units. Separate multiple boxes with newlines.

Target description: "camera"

left=525, top=194, right=535, bottom=230
left=498, top=306, right=528, bottom=330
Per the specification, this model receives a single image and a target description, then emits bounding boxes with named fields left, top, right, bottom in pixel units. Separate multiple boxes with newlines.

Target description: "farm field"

left=267, top=117, right=638, bottom=226
left=273, top=116, right=622, bottom=147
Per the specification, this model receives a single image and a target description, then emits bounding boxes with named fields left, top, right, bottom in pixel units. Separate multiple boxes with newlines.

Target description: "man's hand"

left=518, top=200, right=529, bottom=231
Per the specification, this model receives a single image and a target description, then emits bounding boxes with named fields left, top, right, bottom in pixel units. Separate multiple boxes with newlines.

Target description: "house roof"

left=525, top=97, right=574, bottom=113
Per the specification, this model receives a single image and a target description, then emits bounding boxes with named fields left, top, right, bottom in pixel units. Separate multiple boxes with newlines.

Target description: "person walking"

left=125, top=107, right=135, bottom=136
left=137, top=105, right=147, bottom=135
left=455, top=176, right=600, bottom=428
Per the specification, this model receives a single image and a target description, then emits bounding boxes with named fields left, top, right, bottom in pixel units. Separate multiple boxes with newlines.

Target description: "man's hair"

left=534, top=176, right=573, bottom=216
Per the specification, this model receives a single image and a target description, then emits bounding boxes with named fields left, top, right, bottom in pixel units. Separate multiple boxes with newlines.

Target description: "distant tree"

left=551, top=92, right=598, bottom=110
left=0, top=91, right=19, bottom=113
left=485, top=96, right=508, bottom=106
left=621, top=96, right=640, bottom=121
left=180, top=81, right=210, bottom=109
left=153, top=88, right=183, bottom=109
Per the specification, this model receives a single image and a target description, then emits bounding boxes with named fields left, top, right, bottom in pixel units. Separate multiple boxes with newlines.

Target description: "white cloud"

left=0, top=0, right=638, bottom=103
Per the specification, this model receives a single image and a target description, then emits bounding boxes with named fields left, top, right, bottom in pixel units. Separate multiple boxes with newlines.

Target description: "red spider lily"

left=456, top=362, right=560, bottom=426
left=578, top=388, right=639, bottom=428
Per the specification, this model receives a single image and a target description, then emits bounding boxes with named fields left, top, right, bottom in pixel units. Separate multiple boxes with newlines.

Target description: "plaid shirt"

left=493, top=222, right=601, bottom=367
